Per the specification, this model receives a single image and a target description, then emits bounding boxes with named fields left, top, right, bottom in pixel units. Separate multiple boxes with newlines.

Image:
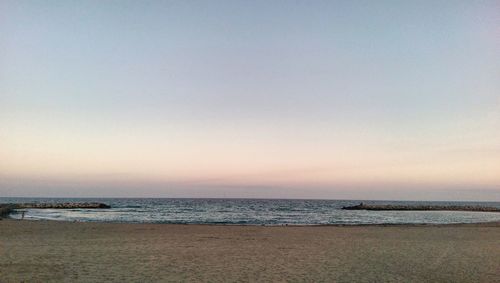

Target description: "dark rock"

left=0, top=204, right=16, bottom=218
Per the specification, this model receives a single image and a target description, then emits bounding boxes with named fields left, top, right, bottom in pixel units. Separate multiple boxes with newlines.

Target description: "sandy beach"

left=0, top=220, right=498, bottom=282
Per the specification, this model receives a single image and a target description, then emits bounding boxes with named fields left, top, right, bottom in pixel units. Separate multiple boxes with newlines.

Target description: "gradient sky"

left=1, top=0, right=499, bottom=200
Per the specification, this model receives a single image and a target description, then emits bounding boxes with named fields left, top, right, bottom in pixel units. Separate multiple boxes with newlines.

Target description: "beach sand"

left=0, top=220, right=499, bottom=282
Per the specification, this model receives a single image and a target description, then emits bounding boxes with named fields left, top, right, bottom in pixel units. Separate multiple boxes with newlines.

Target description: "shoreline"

left=4, top=217, right=500, bottom=227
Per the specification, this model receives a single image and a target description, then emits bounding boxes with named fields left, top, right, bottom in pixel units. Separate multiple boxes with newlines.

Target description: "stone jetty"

left=11, top=202, right=111, bottom=209
left=342, top=203, right=500, bottom=212
left=0, top=205, right=16, bottom=218
left=0, top=202, right=111, bottom=218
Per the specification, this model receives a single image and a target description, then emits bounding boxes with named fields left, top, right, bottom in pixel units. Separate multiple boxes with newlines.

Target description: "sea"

left=2, top=198, right=500, bottom=225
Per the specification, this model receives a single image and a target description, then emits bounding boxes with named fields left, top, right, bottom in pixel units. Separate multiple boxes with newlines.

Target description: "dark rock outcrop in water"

left=0, top=202, right=111, bottom=218
left=0, top=205, right=16, bottom=218
left=342, top=203, right=500, bottom=212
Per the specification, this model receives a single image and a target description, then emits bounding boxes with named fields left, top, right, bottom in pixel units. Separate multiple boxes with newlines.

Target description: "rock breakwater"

left=12, top=202, right=111, bottom=209
left=0, top=202, right=111, bottom=218
left=342, top=203, right=500, bottom=212
left=0, top=205, right=15, bottom=218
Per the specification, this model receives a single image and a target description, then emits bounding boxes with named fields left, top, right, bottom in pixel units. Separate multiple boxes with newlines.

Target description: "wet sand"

left=0, top=220, right=499, bottom=282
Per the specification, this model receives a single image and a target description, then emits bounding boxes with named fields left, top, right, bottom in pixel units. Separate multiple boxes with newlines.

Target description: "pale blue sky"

left=1, top=0, right=499, bottom=200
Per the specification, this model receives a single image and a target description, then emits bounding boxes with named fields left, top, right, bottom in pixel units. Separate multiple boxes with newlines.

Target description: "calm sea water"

left=2, top=198, right=500, bottom=225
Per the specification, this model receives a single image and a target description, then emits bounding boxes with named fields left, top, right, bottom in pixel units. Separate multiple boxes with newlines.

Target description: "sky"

left=1, top=0, right=499, bottom=200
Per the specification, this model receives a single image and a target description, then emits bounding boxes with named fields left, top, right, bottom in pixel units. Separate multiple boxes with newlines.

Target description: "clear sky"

left=1, top=0, right=499, bottom=200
